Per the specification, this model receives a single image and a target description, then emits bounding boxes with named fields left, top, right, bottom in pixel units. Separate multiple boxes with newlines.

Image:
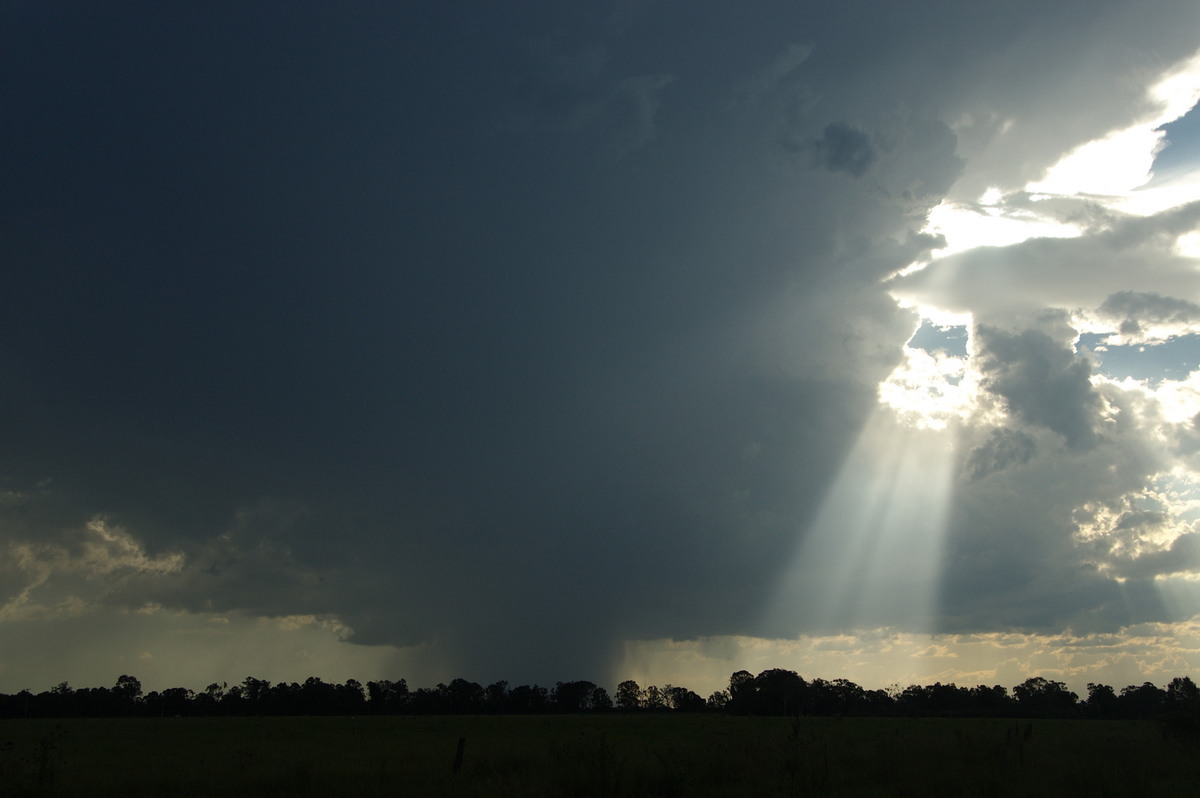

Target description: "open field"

left=2, top=714, right=1198, bottom=797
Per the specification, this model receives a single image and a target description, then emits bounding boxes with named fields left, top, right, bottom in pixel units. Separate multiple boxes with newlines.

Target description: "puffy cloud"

left=1093, top=291, right=1200, bottom=341
left=974, top=323, right=1102, bottom=449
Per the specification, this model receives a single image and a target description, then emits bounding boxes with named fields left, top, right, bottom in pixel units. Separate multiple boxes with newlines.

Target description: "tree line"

left=2, top=669, right=1198, bottom=720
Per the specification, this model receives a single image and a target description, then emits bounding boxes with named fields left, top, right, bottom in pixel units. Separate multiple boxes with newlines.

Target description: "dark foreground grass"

left=2, top=714, right=1198, bottom=797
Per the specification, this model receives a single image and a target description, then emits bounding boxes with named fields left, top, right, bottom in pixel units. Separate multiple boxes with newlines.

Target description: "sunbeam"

left=763, top=405, right=958, bottom=640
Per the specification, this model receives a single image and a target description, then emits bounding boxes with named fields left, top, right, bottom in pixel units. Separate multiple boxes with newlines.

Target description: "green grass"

left=2, top=714, right=1197, bottom=796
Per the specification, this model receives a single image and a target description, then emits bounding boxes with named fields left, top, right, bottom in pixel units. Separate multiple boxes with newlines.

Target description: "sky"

left=4, top=1, right=1200, bottom=698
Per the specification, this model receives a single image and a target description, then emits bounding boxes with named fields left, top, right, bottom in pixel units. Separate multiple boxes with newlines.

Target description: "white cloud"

left=918, top=195, right=1082, bottom=261
left=877, top=345, right=977, bottom=430
left=1029, top=126, right=1165, bottom=196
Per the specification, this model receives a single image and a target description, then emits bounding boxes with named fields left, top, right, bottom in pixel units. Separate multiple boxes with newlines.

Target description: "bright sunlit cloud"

left=918, top=195, right=1082, bottom=261
left=1028, top=126, right=1164, bottom=196
left=1143, top=370, right=1200, bottom=424
left=910, top=49, right=1200, bottom=274
left=1034, top=48, right=1200, bottom=204
left=867, top=46, right=1200, bottom=685
left=1177, top=230, right=1200, bottom=257
left=1151, top=49, right=1200, bottom=123
left=878, top=310, right=979, bottom=431
left=877, top=347, right=974, bottom=431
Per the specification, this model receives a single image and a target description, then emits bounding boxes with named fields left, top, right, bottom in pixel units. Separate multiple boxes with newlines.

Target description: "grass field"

left=2, top=714, right=1197, bottom=796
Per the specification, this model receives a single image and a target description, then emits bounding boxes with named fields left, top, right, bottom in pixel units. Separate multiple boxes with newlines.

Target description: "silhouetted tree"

left=113, top=675, right=143, bottom=715
left=896, top=683, right=988, bottom=717
left=114, top=675, right=142, bottom=700
left=1085, top=683, right=1118, bottom=719
left=968, top=685, right=1013, bottom=717
left=297, top=677, right=334, bottom=714
left=156, top=687, right=194, bottom=717
left=506, top=684, right=549, bottom=713
left=241, top=677, right=272, bottom=709
left=367, top=679, right=410, bottom=713
left=810, top=678, right=872, bottom=715
left=42, top=683, right=76, bottom=717
left=896, top=684, right=933, bottom=715
left=707, top=690, right=730, bottom=711
left=483, top=681, right=508, bottom=713
left=750, top=669, right=807, bottom=715
left=113, top=675, right=142, bottom=706
left=194, top=683, right=225, bottom=715
left=553, top=681, right=598, bottom=712
left=9, top=669, right=1200, bottom=719
left=666, top=685, right=706, bottom=712
left=445, top=678, right=484, bottom=713
left=1118, top=682, right=1167, bottom=719
left=615, top=680, right=643, bottom=711
left=591, top=685, right=613, bottom=711
left=727, top=670, right=755, bottom=714
left=644, top=685, right=667, bottom=711
left=1165, top=676, right=1200, bottom=713
left=1013, top=677, right=1078, bottom=718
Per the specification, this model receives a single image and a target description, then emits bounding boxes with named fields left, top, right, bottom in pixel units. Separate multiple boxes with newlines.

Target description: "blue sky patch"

left=908, top=321, right=970, bottom=358
left=1079, top=332, right=1200, bottom=382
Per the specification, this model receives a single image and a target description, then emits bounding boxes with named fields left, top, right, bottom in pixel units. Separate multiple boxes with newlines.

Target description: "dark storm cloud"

left=801, top=122, right=876, bottom=177
left=2, top=0, right=927, bottom=682
left=4, top=0, right=1200, bottom=689
left=1116, top=533, right=1200, bottom=580
left=975, top=324, right=1102, bottom=449
left=502, top=40, right=675, bottom=163
left=732, top=43, right=813, bottom=107
left=965, top=428, right=1038, bottom=480
left=788, top=116, right=963, bottom=195
left=938, top=444, right=1168, bottom=635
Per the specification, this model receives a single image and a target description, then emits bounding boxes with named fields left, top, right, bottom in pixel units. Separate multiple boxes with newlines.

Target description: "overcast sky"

left=4, top=1, right=1200, bottom=697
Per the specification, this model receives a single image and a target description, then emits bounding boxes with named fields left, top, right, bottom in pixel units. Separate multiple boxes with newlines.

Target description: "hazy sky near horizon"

left=5, top=1, right=1200, bottom=697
